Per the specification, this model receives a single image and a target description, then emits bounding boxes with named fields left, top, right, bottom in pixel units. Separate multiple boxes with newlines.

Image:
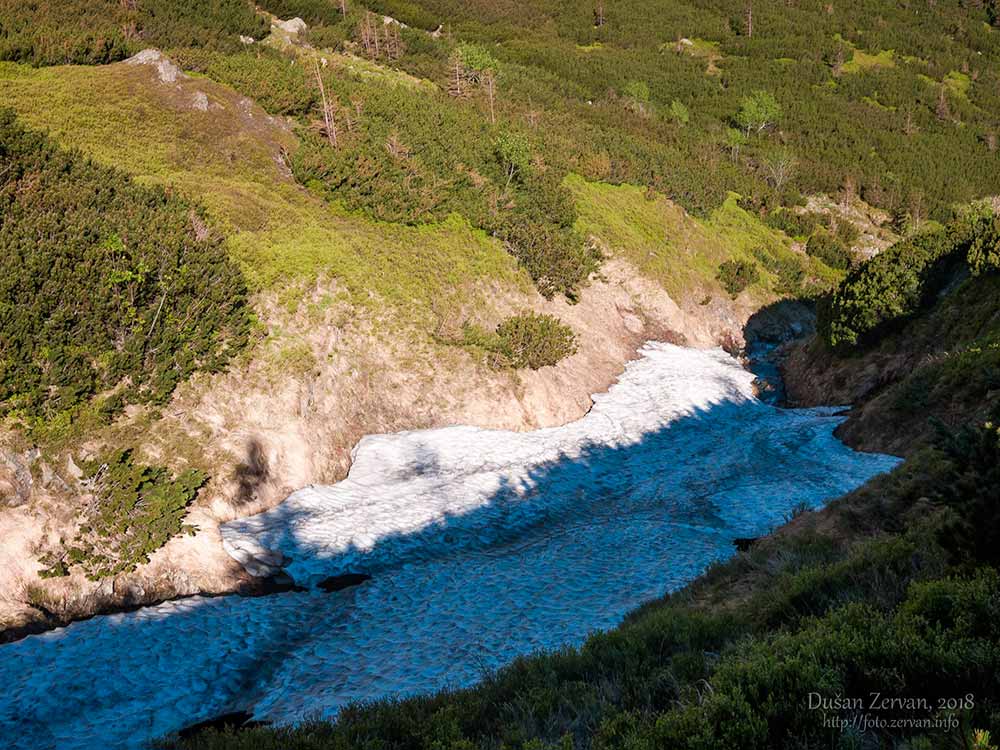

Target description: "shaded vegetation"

left=717, top=258, right=759, bottom=297
left=0, top=110, right=251, bottom=421
left=819, top=205, right=998, bottom=350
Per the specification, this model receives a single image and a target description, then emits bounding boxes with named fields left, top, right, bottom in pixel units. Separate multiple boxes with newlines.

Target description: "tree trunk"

left=313, top=60, right=338, bottom=148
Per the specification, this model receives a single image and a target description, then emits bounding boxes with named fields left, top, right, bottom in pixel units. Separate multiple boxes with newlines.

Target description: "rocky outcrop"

left=125, top=49, right=185, bottom=84
left=275, top=17, right=307, bottom=35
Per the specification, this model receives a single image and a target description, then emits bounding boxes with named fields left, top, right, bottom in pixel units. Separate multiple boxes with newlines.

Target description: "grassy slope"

left=0, top=57, right=798, bottom=321
left=0, top=61, right=525, bottom=318
left=567, top=175, right=840, bottom=303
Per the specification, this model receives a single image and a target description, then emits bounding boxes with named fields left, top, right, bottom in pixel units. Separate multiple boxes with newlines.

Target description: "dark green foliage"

left=935, top=407, right=1000, bottom=566
left=717, top=259, right=760, bottom=297
left=764, top=208, right=823, bottom=239
left=463, top=312, right=577, bottom=369
left=0, top=0, right=131, bottom=66
left=654, top=572, right=1000, bottom=749
left=135, top=0, right=268, bottom=52
left=753, top=246, right=805, bottom=295
left=170, top=48, right=318, bottom=116
left=967, top=212, right=1000, bottom=276
left=817, top=213, right=998, bottom=350
left=0, top=0, right=267, bottom=66
left=258, top=0, right=345, bottom=26
left=40, top=449, right=206, bottom=580
left=358, top=0, right=440, bottom=30
left=833, top=218, right=860, bottom=248
left=291, top=79, right=599, bottom=298
left=805, top=227, right=852, bottom=270
left=0, top=110, right=251, bottom=419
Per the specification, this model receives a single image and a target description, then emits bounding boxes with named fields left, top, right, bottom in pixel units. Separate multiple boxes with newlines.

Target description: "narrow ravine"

left=0, top=344, right=900, bottom=750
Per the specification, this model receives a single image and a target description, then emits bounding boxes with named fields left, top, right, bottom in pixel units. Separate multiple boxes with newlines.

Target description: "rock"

left=622, top=313, right=644, bottom=334
left=317, top=573, right=372, bottom=593
left=0, top=451, right=34, bottom=506
left=275, top=17, right=307, bottom=35
left=239, top=35, right=255, bottom=45
left=243, top=571, right=306, bottom=596
left=222, top=539, right=286, bottom=577
left=125, top=49, right=185, bottom=84
left=192, top=91, right=209, bottom=112
left=66, top=455, right=83, bottom=480
left=733, top=537, right=758, bottom=552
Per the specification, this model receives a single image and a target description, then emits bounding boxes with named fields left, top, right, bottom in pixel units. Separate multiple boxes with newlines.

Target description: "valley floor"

left=0, top=344, right=898, bottom=750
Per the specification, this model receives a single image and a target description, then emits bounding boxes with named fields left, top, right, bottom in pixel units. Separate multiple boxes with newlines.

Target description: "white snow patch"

left=0, top=344, right=900, bottom=750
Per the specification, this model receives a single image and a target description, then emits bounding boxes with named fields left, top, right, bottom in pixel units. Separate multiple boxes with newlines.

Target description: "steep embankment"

left=783, top=215, right=1000, bottom=455
left=0, top=50, right=787, bottom=639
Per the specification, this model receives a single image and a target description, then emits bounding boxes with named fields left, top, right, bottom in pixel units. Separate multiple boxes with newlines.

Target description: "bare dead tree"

left=358, top=13, right=377, bottom=58
left=447, top=53, right=466, bottom=97
left=936, top=85, right=951, bottom=122
left=839, top=174, right=856, bottom=206
left=313, top=59, right=338, bottom=148
left=384, top=23, right=404, bottom=61
left=339, top=0, right=347, bottom=15
left=483, top=69, right=497, bottom=124
left=594, top=1, right=605, bottom=27
left=761, top=148, right=797, bottom=191
left=832, top=46, right=846, bottom=78
left=746, top=0, right=753, bottom=37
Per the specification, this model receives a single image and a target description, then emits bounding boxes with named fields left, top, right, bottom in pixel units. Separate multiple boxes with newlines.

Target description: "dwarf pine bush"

left=0, top=110, right=251, bottom=420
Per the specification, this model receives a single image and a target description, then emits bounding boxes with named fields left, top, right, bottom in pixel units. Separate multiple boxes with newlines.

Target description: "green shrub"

left=306, top=23, right=351, bottom=50
left=668, top=99, right=690, bottom=124
left=0, top=0, right=267, bottom=66
left=967, top=212, right=1000, bottom=276
left=717, top=259, right=760, bottom=297
left=0, top=110, right=251, bottom=419
left=171, top=48, right=317, bottom=116
left=39, top=449, right=207, bottom=580
left=290, top=78, right=599, bottom=299
left=463, top=312, right=577, bottom=369
left=753, top=246, right=805, bottom=294
left=764, top=209, right=823, bottom=239
left=138, top=0, right=267, bottom=51
left=358, top=0, right=440, bottom=30
left=258, top=0, right=345, bottom=26
left=818, top=225, right=965, bottom=350
left=833, top=218, right=860, bottom=248
left=805, top=228, right=852, bottom=270
left=735, top=89, right=782, bottom=136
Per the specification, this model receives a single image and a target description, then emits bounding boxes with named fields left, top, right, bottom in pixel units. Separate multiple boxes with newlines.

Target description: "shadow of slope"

left=225, top=393, right=896, bottom=589
left=0, top=392, right=901, bottom=750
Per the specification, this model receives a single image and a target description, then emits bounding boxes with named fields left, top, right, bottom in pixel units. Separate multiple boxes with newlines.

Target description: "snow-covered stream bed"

left=0, top=344, right=900, bottom=750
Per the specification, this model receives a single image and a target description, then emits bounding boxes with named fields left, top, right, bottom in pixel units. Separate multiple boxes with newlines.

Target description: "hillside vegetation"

left=785, top=206, right=1000, bottom=455
left=0, top=0, right=999, bottom=745
left=0, top=108, right=251, bottom=423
